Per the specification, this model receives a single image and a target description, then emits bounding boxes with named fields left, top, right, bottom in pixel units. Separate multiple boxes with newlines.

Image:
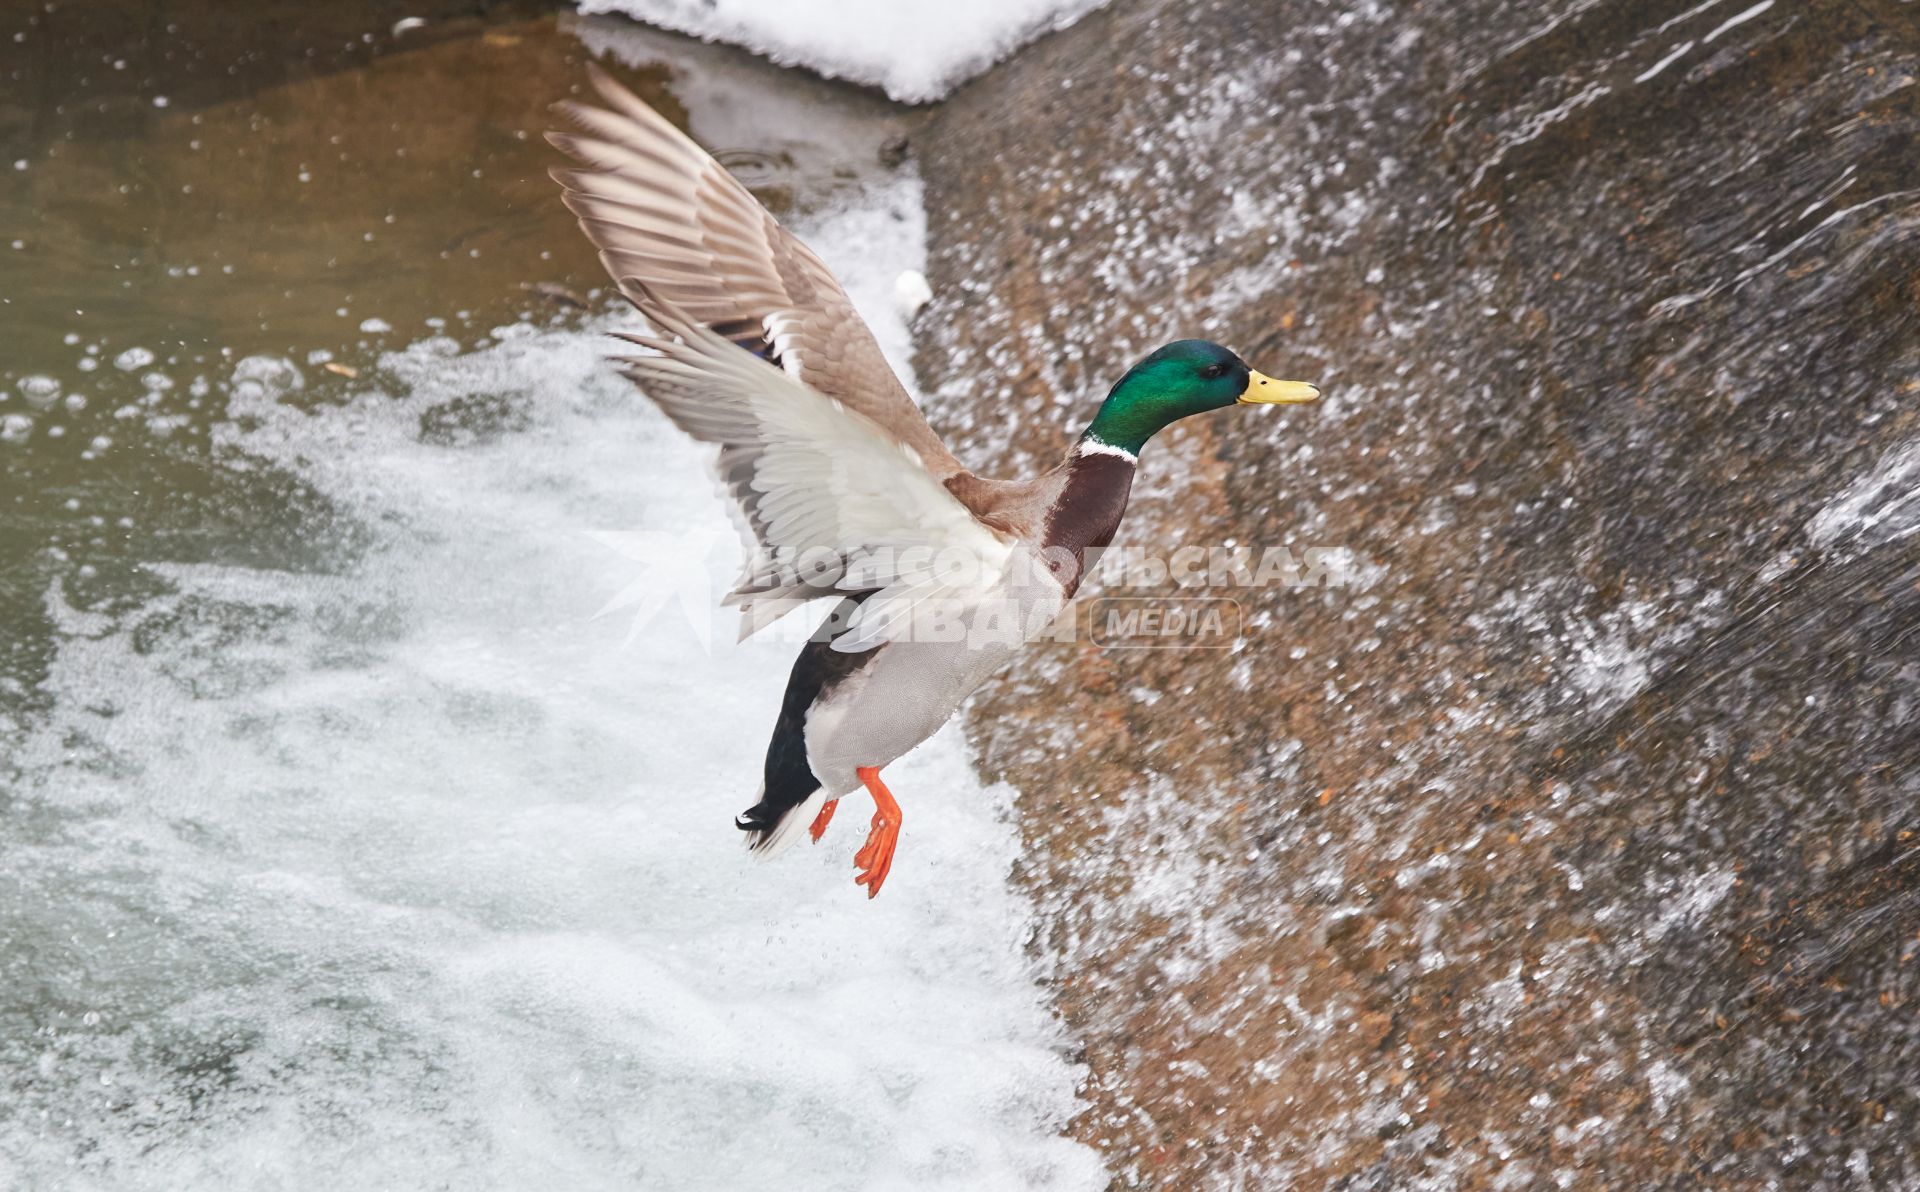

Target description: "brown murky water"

left=0, top=1, right=911, bottom=704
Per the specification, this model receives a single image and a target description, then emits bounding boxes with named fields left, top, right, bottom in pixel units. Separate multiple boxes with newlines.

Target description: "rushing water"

left=0, top=6, right=1102, bottom=1188
left=905, top=0, right=1920, bottom=1185
left=14, top=0, right=1914, bottom=1187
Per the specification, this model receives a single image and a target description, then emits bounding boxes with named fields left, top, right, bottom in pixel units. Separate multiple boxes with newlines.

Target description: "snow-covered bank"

left=0, top=178, right=1103, bottom=1189
left=574, top=0, right=1112, bottom=102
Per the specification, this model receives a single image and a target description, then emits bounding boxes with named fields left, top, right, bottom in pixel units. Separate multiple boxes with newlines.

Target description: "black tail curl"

left=736, top=596, right=877, bottom=851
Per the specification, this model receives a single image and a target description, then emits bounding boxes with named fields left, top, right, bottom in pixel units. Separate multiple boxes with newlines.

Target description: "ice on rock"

left=1, top=176, right=1103, bottom=1191
left=1808, top=439, right=1920, bottom=554
left=576, top=0, right=1112, bottom=102
left=896, top=268, right=934, bottom=317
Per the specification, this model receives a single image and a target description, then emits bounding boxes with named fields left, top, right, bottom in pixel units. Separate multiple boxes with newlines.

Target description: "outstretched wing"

left=614, top=286, right=1012, bottom=651
left=547, top=65, right=966, bottom=482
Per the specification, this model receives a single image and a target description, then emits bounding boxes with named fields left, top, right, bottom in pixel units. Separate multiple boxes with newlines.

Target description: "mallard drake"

left=548, top=68, right=1318, bottom=898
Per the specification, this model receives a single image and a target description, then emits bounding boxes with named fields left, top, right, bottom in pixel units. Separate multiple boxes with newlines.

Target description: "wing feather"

left=616, top=283, right=1010, bottom=646
left=547, top=65, right=966, bottom=481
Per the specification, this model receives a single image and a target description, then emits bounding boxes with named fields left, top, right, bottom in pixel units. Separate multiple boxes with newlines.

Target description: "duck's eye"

left=1199, top=363, right=1229, bottom=380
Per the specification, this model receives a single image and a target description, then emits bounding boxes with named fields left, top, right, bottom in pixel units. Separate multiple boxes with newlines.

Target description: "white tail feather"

left=746, top=788, right=828, bottom=859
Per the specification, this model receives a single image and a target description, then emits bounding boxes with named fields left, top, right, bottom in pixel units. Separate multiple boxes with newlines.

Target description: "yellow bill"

left=1238, top=370, right=1321, bottom=405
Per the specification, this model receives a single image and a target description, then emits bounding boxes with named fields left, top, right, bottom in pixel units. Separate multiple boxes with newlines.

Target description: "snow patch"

left=574, top=0, right=1111, bottom=102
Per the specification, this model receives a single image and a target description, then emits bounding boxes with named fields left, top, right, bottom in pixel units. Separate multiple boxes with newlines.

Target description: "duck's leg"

left=808, top=798, right=838, bottom=842
left=852, top=766, right=901, bottom=898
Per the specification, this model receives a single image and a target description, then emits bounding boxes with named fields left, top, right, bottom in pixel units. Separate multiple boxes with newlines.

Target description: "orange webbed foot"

left=852, top=766, right=901, bottom=899
left=809, top=798, right=838, bottom=842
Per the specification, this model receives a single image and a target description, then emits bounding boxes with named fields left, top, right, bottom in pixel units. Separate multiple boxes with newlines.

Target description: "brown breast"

left=1040, top=450, right=1137, bottom=597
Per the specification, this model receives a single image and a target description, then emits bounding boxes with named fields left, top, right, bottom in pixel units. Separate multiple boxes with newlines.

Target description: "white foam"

left=2, top=177, right=1102, bottom=1190
left=1808, top=439, right=1920, bottom=554
left=574, top=0, right=1111, bottom=102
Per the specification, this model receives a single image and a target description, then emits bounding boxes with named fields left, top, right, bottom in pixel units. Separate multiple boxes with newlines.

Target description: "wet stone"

left=914, top=0, right=1920, bottom=1186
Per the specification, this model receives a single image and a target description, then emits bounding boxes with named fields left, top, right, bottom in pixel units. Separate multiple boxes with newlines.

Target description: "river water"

left=13, top=1, right=1916, bottom=1188
left=0, top=6, right=1101, bottom=1188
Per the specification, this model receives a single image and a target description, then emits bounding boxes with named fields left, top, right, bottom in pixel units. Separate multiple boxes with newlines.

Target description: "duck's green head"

left=1080, top=339, right=1319, bottom=457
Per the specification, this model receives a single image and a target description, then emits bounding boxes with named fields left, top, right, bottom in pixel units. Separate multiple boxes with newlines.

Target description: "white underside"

left=805, top=553, right=1069, bottom=796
